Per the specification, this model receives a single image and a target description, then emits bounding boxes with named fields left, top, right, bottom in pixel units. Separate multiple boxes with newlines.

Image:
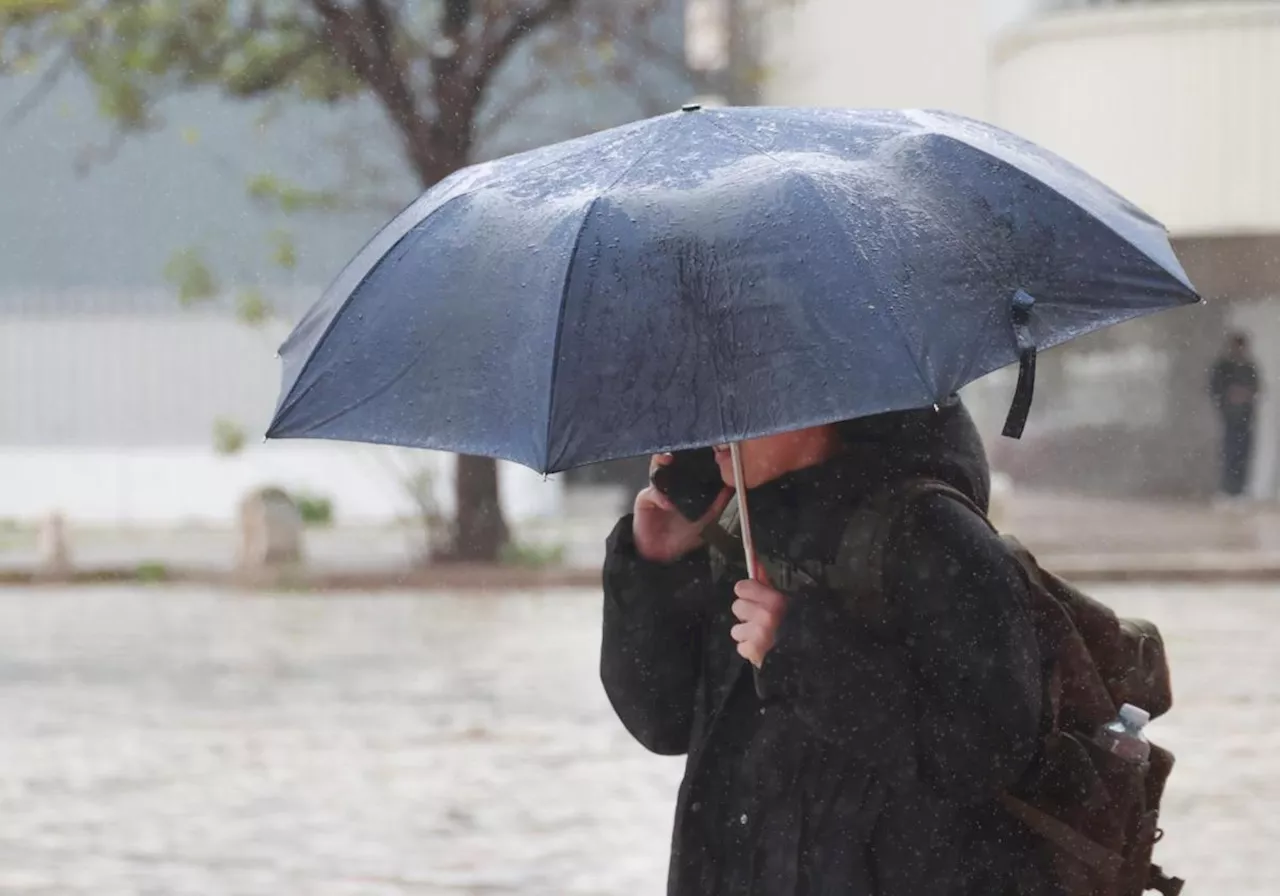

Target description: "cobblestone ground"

left=0, top=584, right=1271, bottom=895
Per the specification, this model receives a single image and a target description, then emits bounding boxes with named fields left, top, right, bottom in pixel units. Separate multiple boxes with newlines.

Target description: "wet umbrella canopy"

left=267, top=106, right=1198, bottom=471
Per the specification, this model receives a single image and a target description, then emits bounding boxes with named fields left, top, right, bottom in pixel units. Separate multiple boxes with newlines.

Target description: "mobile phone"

left=650, top=448, right=724, bottom=522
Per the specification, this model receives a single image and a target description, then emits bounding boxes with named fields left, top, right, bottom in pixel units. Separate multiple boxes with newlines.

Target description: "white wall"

left=0, top=306, right=565, bottom=526
left=0, top=443, right=563, bottom=527
left=0, top=310, right=290, bottom=446
left=761, top=0, right=990, bottom=117
left=986, top=0, right=1037, bottom=33
left=992, top=2, right=1280, bottom=237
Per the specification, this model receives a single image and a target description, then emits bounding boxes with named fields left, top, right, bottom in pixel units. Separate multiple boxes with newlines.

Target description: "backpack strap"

left=892, top=478, right=993, bottom=531
left=999, top=793, right=1125, bottom=880
left=835, top=477, right=995, bottom=597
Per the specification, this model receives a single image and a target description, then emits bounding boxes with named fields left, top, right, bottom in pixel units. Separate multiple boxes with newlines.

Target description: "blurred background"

left=0, top=1, right=1276, bottom=894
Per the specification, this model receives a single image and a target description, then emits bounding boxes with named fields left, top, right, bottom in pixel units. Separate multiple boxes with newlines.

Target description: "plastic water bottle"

left=1095, top=703, right=1152, bottom=763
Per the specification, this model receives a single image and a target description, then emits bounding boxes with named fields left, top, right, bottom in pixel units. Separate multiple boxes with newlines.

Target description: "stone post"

left=237, top=488, right=304, bottom=582
left=35, top=512, right=72, bottom=581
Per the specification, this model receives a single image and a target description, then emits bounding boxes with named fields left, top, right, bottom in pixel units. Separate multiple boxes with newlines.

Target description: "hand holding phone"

left=649, top=448, right=725, bottom=521
left=632, top=451, right=730, bottom=563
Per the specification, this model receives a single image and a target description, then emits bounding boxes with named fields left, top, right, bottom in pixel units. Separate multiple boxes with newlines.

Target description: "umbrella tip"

left=681, top=103, right=702, bottom=113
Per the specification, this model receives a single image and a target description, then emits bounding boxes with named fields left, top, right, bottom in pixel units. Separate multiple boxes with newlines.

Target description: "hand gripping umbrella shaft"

left=731, top=442, right=771, bottom=702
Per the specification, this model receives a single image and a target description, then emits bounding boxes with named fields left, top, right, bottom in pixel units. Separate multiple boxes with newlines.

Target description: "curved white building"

left=995, top=2, right=1280, bottom=238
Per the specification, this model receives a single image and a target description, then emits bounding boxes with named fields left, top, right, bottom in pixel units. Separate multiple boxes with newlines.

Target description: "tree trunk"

left=450, top=454, right=510, bottom=561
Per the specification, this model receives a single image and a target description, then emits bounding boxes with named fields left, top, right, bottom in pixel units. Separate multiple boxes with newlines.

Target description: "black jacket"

left=1209, top=355, right=1260, bottom=419
left=600, top=404, right=1052, bottom=896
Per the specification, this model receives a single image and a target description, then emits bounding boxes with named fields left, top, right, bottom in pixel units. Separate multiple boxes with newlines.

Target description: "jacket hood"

left=834, top=399, right=991, bottom=513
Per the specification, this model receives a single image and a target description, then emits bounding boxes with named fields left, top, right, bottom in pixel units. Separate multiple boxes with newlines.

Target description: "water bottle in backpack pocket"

left=1095, top=704, right=1152, bottom=764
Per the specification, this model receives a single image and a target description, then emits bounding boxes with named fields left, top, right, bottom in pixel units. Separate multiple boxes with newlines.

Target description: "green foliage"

left=212, top=416, right=247, bottom=455
left=268, top=227, right=297, bottom=269
left=235, top=287, right=270, bottom=325
left=0, top=1, right=75, bottom=26
left=290, top=491, right=334, bottom=527
left=0, top=1, right=359, bottom=135
left=499, top=540, right=567, bottom=569
left=163, top=246, right=218, bottom=305
left=134, top=560, right=169, bottom=583
left=0, top=517, right=30, bottom=550
left=248, top=174, right=341, bottom=214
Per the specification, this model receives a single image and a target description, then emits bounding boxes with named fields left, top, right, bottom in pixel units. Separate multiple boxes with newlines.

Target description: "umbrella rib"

left=272, top=187, right=479, bottom=429
left=953, top=291, right=1009, bottom=393
left=700, top=113, right=935, bottom=399
left=277, top=343, right=430, bottom=436
left=542, top=116, right=678, bottom=471
left=273, top=138, right=631, bottom=433
left=926, top=128, right=1197, bottom=301
left=809, top=177, right=936, bottom=398
left=270, top=343, right=537, bottom=466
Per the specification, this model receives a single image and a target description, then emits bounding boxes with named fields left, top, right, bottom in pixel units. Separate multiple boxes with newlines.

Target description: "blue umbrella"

left=267, top=105, right=1198, bottom=473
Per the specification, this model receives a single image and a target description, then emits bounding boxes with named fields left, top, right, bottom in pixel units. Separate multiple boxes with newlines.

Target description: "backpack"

left=704, top=478, right=1184, bottom=896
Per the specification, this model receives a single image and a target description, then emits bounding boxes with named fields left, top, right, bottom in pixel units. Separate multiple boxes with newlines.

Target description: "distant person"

left=1209, top=331, right=1261, bottom=499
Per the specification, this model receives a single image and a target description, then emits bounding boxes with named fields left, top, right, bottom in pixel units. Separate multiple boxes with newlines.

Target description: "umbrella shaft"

left=730, top=442, right=759, bottom=582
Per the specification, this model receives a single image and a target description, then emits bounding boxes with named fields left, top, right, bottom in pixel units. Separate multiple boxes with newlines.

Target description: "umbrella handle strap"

left=1002, top=290, right=1038, bottom=439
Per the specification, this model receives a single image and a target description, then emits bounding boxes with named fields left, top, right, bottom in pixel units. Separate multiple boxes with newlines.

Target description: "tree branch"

left=308, top=0, right=370, bottom=72
left=356, top=0, right=425, bottom=131
left=473, top=0, right=574, bottom=91
left=362, top=0, right=396, bottom=62
left=72, top=129, right=127, bottom=178
left=310, top=0, right=438, bottom=182
left=422, top=0, right=478, bottom=181
left=443, top=0, right=471, bottom=38
left=1, top=44, right=71, bottom=129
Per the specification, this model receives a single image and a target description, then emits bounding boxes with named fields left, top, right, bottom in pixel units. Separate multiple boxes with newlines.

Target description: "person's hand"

left=632, top=454, right=732, bottom=564
left=732, top=579, right=788, bottom=668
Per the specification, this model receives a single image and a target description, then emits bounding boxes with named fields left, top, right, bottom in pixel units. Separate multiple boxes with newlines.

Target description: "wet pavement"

left=0, top=583, right=1272, bottom=895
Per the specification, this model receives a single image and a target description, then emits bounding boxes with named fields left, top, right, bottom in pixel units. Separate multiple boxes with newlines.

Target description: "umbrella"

left=268, top=105, right=1198, bottom=481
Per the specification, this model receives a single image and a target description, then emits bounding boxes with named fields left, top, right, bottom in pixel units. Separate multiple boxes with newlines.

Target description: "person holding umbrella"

left=267, top=105, right=1200, bottom=896
left=601, top=401, right=1053, bottom=896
